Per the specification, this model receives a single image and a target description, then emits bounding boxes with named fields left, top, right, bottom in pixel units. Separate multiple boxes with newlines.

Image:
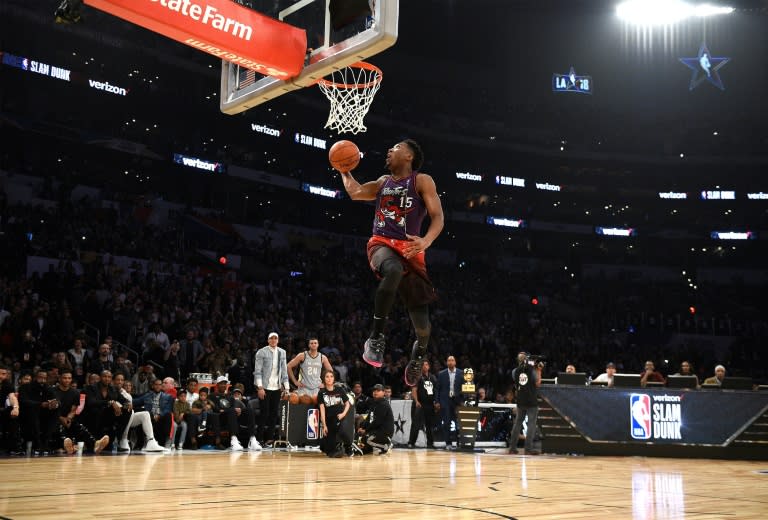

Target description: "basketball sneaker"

left=403, top=341, right=425, bottom=387
left=94, top=435, right=110, bottom=455
left=248, top=436, right=262, bottom=451
left=362, top=333, right=386, bottom=368
left=144, top=438, right=165, bottom=453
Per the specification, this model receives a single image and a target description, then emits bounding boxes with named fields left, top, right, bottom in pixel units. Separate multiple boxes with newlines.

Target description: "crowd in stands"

left=2, top=2, right=767, bottom=457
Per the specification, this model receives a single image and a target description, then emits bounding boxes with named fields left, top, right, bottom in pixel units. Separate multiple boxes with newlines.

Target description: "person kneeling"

left=318, top=370, right=351, bottom=458
left=357, top=384, right=394, bottom=455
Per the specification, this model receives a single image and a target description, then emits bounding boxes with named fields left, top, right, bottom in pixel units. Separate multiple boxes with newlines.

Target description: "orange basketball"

left=299, top=394, right=313, bottom=405
left=329, top=140, right=360, bottom=172
left=288, top=392, right=299, bottom=405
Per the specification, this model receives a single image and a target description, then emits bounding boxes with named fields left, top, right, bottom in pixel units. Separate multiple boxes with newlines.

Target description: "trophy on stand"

left=456, top=368, right=484, bottom=452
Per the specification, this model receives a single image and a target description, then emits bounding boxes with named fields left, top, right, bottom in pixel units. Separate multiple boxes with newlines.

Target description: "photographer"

left=508, top=352, right=542, bottom=455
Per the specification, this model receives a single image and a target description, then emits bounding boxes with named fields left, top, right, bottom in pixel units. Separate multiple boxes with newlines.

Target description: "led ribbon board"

left=84, top=0, right=307, bottom=78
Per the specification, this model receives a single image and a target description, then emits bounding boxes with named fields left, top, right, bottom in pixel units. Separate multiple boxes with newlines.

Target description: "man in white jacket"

left=253, top=332, right=289, bottom=447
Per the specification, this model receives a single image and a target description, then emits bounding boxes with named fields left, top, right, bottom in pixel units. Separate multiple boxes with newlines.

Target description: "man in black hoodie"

left=18, top=368, right=57, bottom=455
left=357, top=384, right=394, bottom=455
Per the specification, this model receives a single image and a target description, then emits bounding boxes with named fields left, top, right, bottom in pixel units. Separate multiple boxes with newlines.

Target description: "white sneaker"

left=231, top=437, right=244, bottom=451
left=118, top=439, right=131, bottom=453
left=248, top=437, right=262, bottom=451
left=164, top=440, right=173, bottom=450
left=144, top=438, right=165, bottom=452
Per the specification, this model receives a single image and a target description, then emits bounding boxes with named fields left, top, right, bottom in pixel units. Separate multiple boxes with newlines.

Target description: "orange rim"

left=316, top=61, right=383, bottom=90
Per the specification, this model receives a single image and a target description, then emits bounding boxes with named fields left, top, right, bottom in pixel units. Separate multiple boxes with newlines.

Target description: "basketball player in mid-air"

left=337, top=139, right=444, bottom=387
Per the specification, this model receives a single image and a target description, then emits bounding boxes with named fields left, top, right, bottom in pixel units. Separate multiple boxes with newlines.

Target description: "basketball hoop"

left=317, top=61, right=382, bottom=135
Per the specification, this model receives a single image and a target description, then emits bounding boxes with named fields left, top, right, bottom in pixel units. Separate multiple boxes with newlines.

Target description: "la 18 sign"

left=553, top=66, right=592, bottom=95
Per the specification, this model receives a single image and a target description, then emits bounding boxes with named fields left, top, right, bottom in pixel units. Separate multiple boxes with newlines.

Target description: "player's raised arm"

left=339, top=172, right=386, bottom=201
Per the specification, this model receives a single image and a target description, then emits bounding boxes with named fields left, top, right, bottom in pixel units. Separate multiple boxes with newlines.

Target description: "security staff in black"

left=408, top=360, right=437, bottom=448
left=357, top=384, right=394, bottom=454
left=508, top=352, right=542, bottom=455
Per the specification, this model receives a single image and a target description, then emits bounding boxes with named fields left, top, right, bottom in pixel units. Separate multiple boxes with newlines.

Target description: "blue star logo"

left=679, top=43, right=730, bottom=91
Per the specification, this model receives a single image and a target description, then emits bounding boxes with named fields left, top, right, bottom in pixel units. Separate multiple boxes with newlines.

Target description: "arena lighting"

left=616, top=1, right=734, bottom=26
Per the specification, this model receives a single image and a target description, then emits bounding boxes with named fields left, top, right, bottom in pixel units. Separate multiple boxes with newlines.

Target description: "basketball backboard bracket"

left=220, top=0, right=398, bottom=115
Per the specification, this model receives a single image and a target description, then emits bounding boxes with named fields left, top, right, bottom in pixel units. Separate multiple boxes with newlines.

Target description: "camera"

left=55, top=0, right=83, bottom=24
left=525, top=354, right=546, bottom=368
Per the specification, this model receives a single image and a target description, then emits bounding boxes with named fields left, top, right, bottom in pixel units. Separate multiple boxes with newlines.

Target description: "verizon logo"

left=88, top=79, right=128, bottom=96
left=182, top=157, right=218, bottom=171
left=151, top=0, right=253, bottom=40
left=251, top=124, right=281, bottom=137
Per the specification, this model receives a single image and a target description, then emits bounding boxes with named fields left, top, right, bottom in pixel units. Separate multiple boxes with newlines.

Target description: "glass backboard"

left=220, top=0, right=398, bottom=115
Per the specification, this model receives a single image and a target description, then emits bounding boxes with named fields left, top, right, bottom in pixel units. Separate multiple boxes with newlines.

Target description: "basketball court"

left=1, top=449, right=766, bottom=519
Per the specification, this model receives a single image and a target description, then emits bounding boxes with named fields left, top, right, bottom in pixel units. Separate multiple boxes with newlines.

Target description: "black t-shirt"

left=0, top=380, right=13, bottom=410
left=317, top=386, right=349, bottom=417
left=512, top=364, right=539, bottom=408
left=415, top=374, right=437, bottom=405
left=51, top=386, right=81, bottom=417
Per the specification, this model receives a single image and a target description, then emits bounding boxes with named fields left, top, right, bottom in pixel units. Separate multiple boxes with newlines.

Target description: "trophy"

left=461, top=368, right=476, bottom=405
left=456, top=367, right=483, bottom=451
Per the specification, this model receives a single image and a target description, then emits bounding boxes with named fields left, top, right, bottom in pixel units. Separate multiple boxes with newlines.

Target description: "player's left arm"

left=321, top=354, right=334, bottom=374
left=404, top=174, right=444, bottom=258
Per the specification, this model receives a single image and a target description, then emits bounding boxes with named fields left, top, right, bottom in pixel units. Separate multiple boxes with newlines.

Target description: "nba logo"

left=306, top=409, right=319, bottom=440
left=630, top=394, right=652, bottom=440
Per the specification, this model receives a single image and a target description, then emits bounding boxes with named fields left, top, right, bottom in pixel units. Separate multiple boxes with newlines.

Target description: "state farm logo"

left=150, top=0, right=253, bottom=41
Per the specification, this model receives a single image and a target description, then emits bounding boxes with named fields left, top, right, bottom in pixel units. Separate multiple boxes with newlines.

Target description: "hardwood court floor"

left=1, top=448, right=766, bottom=520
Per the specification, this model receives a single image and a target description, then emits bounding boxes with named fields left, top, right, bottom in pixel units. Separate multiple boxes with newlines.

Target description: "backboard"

left=220, top=0, right=398, bottom=115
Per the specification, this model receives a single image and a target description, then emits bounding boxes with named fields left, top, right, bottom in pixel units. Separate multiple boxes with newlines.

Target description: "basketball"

left=299, top=394, right=314, bottom=405
left=328, top=140, right=360, bottom=172
left=288, top=392, right=299, bottom=405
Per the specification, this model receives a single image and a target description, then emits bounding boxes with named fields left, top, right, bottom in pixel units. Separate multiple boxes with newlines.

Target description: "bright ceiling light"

left=617, top=1, right=734, bottom=26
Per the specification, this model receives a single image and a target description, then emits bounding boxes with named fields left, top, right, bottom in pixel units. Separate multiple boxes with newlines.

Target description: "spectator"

left=82, top=370, right=126, bottom=450
left=172, top=390, right=190, bottom=450
left=112, top=372, right=164, bottom=453
left=640, top=360, right=666, bottom=387
left=672, top=360, right=700, bottom=388
left=593, top=362, right=617, bottom=387
left=18, top=369, right=57, bottom=455
left=52, top=369, right=110, bottom=455
left=132, top=378, right=174, bottom=450
left=703, top=365, right=726, bottom=386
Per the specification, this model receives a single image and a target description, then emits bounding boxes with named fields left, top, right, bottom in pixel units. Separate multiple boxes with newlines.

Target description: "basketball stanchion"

left=317, top=61, right=383, bottom=134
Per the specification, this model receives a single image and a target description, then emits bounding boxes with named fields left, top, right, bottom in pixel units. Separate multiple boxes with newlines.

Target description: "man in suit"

left=253, top=332, right=290, bottom=447
left=703, top=364, right=726, bottom=386
left=436, top=355, right=461, bottom=449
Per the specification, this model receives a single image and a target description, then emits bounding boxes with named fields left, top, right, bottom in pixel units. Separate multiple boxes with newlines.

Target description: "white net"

left=318, top=62, right=382, bottom=135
